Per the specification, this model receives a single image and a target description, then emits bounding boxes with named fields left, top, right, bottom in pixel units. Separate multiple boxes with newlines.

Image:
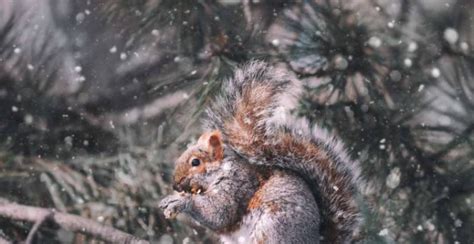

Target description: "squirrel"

left=159, top=61, right=362, bottom=243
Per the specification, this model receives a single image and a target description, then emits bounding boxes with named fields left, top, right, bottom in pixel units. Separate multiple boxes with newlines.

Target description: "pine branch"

left=429, top=123, right=474, bottom=160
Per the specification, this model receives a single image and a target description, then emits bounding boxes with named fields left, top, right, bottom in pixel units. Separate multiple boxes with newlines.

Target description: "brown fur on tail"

left=204, top=61, right=362, bottom=243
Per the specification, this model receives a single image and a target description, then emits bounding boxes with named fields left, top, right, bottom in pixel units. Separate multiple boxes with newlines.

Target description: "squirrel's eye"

left=191, top=158, right=201, bottom=167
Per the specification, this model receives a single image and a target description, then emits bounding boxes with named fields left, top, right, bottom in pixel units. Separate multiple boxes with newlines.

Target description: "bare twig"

left=0, top=236, right=11, bottom=244
left=0, top=202, right=149, bottom=244
left=25, top=210, right=53, bottom=244
left=242, top=0, right=253, bottom=29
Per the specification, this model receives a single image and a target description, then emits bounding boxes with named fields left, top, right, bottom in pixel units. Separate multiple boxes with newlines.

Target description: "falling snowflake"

left=443, top=28, right=459, bottom=44
left=431, top=68, right=441, bottom=78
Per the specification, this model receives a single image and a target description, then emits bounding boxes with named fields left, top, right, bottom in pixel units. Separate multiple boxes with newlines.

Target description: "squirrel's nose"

left=173, top=177, right=186, bottom=192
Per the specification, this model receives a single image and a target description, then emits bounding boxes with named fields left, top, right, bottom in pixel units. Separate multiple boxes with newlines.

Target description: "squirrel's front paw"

left=159, top=193, right=190, bottom=219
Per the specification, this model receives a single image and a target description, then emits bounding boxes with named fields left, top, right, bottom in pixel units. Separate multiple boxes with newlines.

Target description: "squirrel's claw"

left=159, top=194, right=189, bottom=219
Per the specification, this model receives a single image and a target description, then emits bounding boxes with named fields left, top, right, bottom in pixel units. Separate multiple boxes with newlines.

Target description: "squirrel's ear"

left=201, top=130, right=224, bottom=161
left=207, top=130, right=223, bottom=161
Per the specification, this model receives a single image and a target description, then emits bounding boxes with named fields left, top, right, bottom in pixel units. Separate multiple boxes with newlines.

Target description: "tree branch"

left=0, top=202, right=149, bottom=244
left=25, top=209, right=53, bottom=244
left=0, top=236, right=11, bottom=244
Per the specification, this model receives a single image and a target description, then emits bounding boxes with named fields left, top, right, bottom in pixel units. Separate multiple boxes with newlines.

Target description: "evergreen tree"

left=0, top=0, right=472, bottom=243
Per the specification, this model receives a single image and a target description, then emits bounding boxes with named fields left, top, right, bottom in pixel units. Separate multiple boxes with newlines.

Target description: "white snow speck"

left=334, top=55, right=349, bottom=70
left=77, top=76, right=86, bottom=82
left=11, top=106, right=18, bottom=112
left=418, top=84, right=425, bottom=92
left=443, top=28, right=459, bottom=44
left=387, top=20, right=395, bottom=28
left=431, top=68, right=441, bottom=78
left=24, top=114, right=33, bottom=124
left=174, top=56, right=181, bottom=62
left=151, top=29, right=159, bottom=36
left=378, top=228, right=389, bottom=236
left=222, top=162, right=232, bottom=171
left=76, top=13, right=85, bottom=23
left=368, top=36, right=382, bottom=48
left=14, top=48, right=21, bottom=54
left=64, top=136, right=73, bottom=147
left=109, top=120, right=115, bottom=129
left=243, top=117, right=252, bottom=125
left=460, top=42, right=469, bottom=52
left=120, top=52, right=127, bottom=60
left=271, top=39, right=280, bottom=46
left=408, top=42, right=418, bottom=52
left=390, top=70, right=402, bottom=81
left=454, top=219, right=463, bottom=227
left=404, top=58, right=412, bottom=67
left=159, top=234, right=173, bottom=244
left=426, top=221, right=435, bottom=231
left=74, top=66, right=82, bottom=72
left=386, top=167, right=401, bottom=189
left=110, top=46, right=117, bottom=53
left=183, top=237, right=191, bottom=244
left=27, top=64, right=34, bottom=70
left=97, top=216, right=104, bottom=222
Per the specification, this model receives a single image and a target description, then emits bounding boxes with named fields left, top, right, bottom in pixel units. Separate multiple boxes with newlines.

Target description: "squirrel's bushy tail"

left=204, top=61, right=361, bottom=243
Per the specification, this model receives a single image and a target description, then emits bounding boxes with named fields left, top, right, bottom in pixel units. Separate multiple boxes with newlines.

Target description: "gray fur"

left=161, top=61, right=361, bottom=243
left=203, top=61, right=362, bottom=243
left=160, top=156, right=259, bottom=230
left=159, top=155, right=321, bottom=244
left=221, top=170, right=320, bottom=244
